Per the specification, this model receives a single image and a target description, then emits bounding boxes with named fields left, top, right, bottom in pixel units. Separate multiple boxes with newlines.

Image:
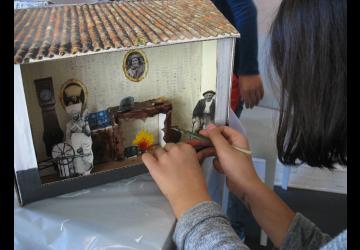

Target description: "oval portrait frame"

left=122, top=49, right=148, bottom=82
left=59, top=79, right=88, bottom=111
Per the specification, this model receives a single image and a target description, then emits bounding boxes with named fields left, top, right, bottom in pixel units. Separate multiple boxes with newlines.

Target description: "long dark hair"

left=270, top=0, right=347, bottom=168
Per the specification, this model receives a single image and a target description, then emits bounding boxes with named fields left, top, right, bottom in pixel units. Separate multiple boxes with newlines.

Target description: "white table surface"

left=14, top=174, right=176, bottom=250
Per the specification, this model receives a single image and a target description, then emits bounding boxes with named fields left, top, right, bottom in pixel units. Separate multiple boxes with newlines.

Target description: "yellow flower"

left=132, top=129, right=154, bottom=152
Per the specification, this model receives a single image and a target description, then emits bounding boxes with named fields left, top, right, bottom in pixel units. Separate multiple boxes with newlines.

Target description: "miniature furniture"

left=109, top=98, right=173, bottom=145
left=91, top=124, right=124, bottom=164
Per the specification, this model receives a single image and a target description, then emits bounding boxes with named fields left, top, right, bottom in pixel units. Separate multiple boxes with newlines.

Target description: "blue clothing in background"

left=211, top=0, right=259, bottom=76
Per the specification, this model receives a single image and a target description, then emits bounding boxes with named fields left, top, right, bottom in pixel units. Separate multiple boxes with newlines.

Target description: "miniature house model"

left=14, top=0, right=239, bottom=205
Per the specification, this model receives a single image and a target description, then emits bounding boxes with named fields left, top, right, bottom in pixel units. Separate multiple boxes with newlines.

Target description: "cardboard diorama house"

left=14, top=0, right=239, bottom=205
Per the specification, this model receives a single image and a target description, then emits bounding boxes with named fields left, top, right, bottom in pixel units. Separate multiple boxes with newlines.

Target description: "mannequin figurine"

left=65, top=104, right=93, bottom=176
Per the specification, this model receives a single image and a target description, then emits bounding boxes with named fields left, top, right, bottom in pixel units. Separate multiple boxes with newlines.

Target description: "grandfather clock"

left=34, top=77, right=64, bottom=157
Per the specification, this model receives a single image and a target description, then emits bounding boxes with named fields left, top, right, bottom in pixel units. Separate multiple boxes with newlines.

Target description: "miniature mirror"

left=60, top=79, right=88, bottom=110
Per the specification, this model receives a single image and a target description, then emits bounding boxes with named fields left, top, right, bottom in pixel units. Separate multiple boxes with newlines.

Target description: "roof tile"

left=14, top=0, right=239, bottom=64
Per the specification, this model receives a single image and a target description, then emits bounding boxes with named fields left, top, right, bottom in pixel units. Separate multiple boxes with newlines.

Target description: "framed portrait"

left=123, top=49, right=148, bottom=82
left=59, top=79, right=88, bottom=111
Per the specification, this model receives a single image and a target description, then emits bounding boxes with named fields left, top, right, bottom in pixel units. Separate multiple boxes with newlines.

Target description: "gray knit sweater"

left=173, top=201, right=347, bottom=250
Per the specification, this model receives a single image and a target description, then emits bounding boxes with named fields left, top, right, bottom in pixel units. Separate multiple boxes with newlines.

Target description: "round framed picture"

left=123, top=49, right=148, bottom=82
left=59, top=79, right=88, bottom=110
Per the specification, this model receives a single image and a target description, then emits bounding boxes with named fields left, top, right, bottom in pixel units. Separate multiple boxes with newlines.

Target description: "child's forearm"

left=242, top=179, right=295, bottom=247
left=174, top=201, right=250, bottom=250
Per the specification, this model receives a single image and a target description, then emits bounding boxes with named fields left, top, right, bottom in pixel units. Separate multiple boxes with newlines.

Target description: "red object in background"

left=231, top=73, right=240, bottom=112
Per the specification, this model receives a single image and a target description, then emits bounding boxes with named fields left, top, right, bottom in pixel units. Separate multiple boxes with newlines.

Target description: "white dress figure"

left=65, top=105, right=93, bottom=176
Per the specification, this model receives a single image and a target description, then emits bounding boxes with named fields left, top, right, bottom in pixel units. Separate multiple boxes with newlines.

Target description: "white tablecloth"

left=14, top=174, right=176, bottom=250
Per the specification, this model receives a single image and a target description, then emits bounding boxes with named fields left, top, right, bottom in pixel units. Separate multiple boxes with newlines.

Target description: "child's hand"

left=199, top=124, right=262, bottom=200
left=142, top=143, right=212, bottom=218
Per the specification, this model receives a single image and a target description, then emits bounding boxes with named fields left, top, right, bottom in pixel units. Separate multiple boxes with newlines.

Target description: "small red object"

left=230, top=73, right=240, bottom=112
left=138, top=141, right=149, bottom=153
left=187, top=139, right=212, bottom=151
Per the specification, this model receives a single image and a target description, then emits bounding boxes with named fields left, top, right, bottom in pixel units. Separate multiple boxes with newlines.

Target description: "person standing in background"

left=211, top=0, right=264, bottom=242
left=212, top=0, right=264, bottom=115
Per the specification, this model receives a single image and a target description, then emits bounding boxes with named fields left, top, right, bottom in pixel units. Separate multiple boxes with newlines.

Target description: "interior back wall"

left=21, top=41, right=217, bottom=161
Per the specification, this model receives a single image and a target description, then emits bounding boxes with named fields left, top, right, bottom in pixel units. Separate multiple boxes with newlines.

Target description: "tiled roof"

left=14, top=0, right=239, bottom=64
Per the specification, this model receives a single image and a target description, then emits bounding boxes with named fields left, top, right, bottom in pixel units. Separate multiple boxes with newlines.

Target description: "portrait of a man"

left=123, top=50, right=148, bottom=82
left=192, top=90, right=216, bottom=133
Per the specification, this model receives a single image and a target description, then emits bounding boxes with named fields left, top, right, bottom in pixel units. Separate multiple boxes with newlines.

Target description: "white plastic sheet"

left=14, top=174, right=176, bottom=250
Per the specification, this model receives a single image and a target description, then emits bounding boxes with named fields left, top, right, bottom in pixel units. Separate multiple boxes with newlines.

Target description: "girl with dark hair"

left=142, top=0, right=347, bottom=249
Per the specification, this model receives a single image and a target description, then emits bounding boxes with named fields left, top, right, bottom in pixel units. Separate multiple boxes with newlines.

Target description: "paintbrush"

left=163, top=127, right=252, bottom=155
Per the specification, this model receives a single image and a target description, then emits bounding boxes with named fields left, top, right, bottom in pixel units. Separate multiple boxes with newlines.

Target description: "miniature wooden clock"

left=34, top=77, right=64, bottom=157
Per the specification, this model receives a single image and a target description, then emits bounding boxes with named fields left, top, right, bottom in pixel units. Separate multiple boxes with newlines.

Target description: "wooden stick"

left=231, top=145, right=252, bottom=155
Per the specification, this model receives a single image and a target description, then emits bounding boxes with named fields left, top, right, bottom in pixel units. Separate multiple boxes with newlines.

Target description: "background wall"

left=21, top=41, right=217, bottom=161
left=254, top=0, right=282, bottom=109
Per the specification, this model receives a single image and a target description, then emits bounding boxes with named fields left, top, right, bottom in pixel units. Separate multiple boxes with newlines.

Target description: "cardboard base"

left=41, top=157, right=143, bottom=184
left=15, top=162, right=148, bottom=206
